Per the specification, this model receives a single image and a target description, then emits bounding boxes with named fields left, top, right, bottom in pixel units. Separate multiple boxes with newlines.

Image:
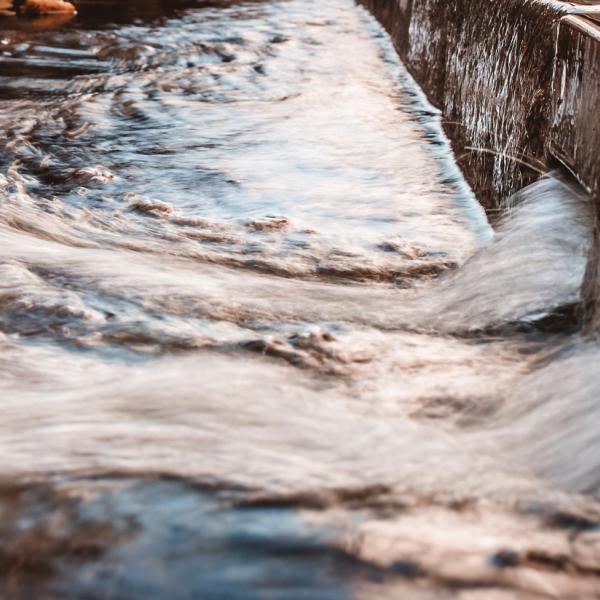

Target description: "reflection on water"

left=1, top=0, right=600, bottom=598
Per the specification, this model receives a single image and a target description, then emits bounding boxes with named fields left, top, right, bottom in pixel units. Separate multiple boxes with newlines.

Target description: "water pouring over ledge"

left=1, top=0, right=600, bottom=597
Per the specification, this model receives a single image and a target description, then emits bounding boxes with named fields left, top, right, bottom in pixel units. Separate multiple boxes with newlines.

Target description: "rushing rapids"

left=1, top=0, right=600, bottom=598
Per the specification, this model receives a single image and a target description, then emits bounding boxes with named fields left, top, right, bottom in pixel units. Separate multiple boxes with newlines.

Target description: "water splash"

left=0, top=0, right=599, bottom=597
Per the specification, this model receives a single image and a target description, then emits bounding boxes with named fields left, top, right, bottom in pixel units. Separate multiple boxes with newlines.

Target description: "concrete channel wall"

left=359, top=0, right=600, bottom=328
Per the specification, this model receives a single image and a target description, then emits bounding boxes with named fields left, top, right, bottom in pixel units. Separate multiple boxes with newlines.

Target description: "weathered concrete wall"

left=551, top=13, right=600, bottom=331
left=359, top=0, right=600, bottom=206
left=360, top=0, right=600, bottom=329
left=550, top=13, right=600, bottom=198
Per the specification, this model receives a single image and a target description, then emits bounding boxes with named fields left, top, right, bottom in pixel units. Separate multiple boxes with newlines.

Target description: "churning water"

left=1, top=0, right=600, bottom=598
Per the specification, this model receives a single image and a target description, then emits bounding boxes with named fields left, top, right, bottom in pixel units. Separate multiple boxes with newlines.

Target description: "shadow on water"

left=1, top=478, right=391, bottom=600
left=2, top=0, right=265, bottom=30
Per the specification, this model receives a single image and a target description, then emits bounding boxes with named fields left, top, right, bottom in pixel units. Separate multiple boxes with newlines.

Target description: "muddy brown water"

left=1, top=1, right=600, bottom=598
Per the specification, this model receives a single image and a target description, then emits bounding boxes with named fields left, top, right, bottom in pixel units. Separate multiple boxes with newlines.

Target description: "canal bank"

left=357, top=0, right=600, bottom=203
left=358, top=0, right=600, bottom=328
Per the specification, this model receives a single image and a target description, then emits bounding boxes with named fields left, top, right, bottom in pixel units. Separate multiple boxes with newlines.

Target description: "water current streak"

left=0, top=1, right=599, bottom=598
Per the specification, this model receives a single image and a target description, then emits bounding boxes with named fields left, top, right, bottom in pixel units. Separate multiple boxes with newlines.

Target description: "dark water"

left=1, top=1, right=600, bottom=598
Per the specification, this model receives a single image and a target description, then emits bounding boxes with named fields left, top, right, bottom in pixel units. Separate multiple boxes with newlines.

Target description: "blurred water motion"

left=1, top=0, right=600, bottom=598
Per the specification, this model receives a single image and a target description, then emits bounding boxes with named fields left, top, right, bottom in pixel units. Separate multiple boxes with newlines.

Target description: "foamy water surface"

left=0, top=1, right=599, bottom=597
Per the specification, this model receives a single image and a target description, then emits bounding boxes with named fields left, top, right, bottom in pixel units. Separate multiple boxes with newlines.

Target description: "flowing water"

left=1, top=0, right=600, bottom=598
